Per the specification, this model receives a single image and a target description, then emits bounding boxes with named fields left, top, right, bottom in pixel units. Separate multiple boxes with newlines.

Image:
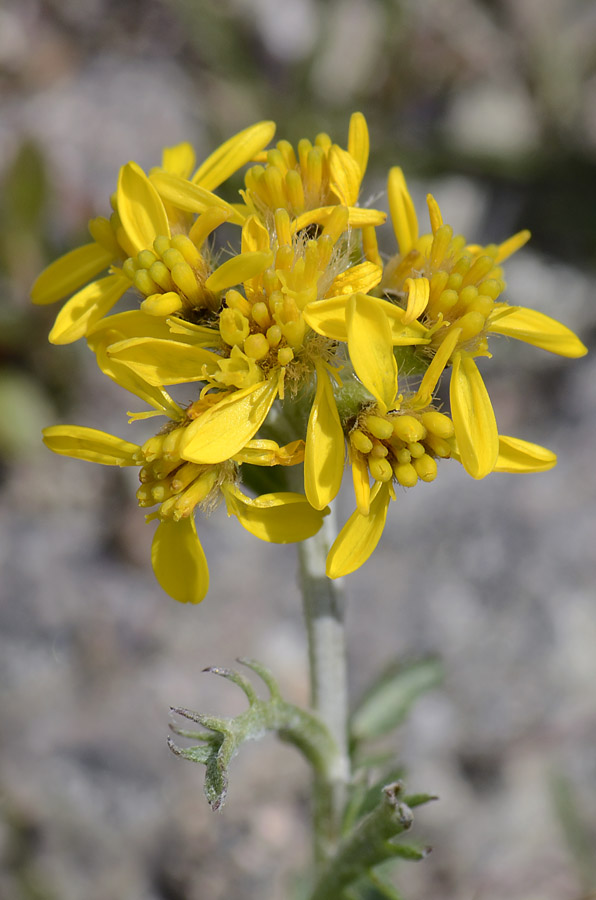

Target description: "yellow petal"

left=205, top=251, right=273, bottom=293
left=347, top=111, right=369, bottom=178
left=149, top=171, right=242, bottom=224
left=414, top=326, right=462, bottom=407
left=192, top=121, right=276, bottom=190
left=87, top=323, right=184, bottom=418
left=403, top=276, right=430, bottom=324
left=151, top=516, right=209, bottom=604
left=87, top=309, right=177, bottom=343
left=328, top=145, right=362, bottom=206
left=387, top=167, right=418, bottom=256
left=31, top=242, right=113, bottom=305
left=241, top=214, right=271, bottom=253
left=351, top=451, right=371, bottom=515
left=166, top=317, right=221, bottom=345
left=426, top=194, right=443, bottom=233
left=42, top=425, right=140, bottom=465
left=488, top=307, right=587, bottom=358
left=234, top=439, right=305, bottom=466
left=326, top=482, right=391, bottom=578
left=326, top=261, right=382, bottom=297
left=49, top=273, right=130, bottom=344
left=493, top=435, right=557, bottom=473
left=305, top=365, right=345, bottom=509
left=117, top=161, right=170, bottom=255
left=107, top=337, right=215, bottom=385
left=303, top=294, right=428, bottom=345
left=291, top=206, right=386, bottom=234
left=161, top=142, right=196, bottom=178
left=450, top=352, right=499, bottom=479
left=223, top=485, right=327, bottom=543
left=347, top=293, right=397, bottom=414
left=495, top=229, right=530, bottom=263
left=181, top=379, right=278, bottom=464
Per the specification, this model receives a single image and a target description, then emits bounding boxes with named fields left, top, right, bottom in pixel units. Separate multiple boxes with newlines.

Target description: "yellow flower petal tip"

left=151, top=516, right=209, bottom=604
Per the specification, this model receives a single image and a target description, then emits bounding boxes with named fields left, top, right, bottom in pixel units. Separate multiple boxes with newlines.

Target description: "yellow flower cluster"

left=35, top=115, right=587, bottom=601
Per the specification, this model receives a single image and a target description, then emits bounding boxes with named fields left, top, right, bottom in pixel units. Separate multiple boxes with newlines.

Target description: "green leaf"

left=351, top=657, right=443, bottom=744
left=168, top=660, right=337, bottom=811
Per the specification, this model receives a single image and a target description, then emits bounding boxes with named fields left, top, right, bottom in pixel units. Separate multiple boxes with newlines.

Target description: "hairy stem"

left=298, top=509, right=350, bottom=868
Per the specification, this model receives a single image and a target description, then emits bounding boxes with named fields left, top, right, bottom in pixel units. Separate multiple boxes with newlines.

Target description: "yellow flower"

left=31, top=122, right=276, bottom=343
left=34, top=113, right=587, bottom=593
left=42, top=423, right=326, bottom=603
left=324, top=326, right=558, bottom=578
left=107, top=205, right=382, bottom=511
left=240, top=112, right=385, bottom=232
left=377, top=167, right=587, bottom=479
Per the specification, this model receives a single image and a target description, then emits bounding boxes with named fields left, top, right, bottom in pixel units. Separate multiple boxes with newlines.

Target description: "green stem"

left=298, top=509, right=350, bottom=869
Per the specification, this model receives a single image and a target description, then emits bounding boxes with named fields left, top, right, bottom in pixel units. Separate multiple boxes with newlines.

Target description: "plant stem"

left=298, top=508, right=350, bottom=869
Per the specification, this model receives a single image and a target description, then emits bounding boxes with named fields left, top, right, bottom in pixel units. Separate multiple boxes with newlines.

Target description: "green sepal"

left=169, top=658, right=339, bottom=811
left=350, top=657, right=443, bottom=746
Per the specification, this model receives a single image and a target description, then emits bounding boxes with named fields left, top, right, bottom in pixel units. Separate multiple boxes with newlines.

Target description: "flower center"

left=349, top=408, right=455, bottom=488
left=122, top=233, right=217, bottom=316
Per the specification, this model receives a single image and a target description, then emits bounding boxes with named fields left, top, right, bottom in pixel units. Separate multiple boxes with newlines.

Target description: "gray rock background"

left=1, top=1, right=595, bottom=898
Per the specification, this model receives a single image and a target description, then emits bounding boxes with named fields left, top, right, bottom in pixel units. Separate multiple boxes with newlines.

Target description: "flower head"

left=36, top=113, right=587, bottom=597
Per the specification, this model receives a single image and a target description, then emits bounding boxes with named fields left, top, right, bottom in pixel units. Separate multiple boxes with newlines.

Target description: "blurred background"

left=1, top=0, right=596, bottom=898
